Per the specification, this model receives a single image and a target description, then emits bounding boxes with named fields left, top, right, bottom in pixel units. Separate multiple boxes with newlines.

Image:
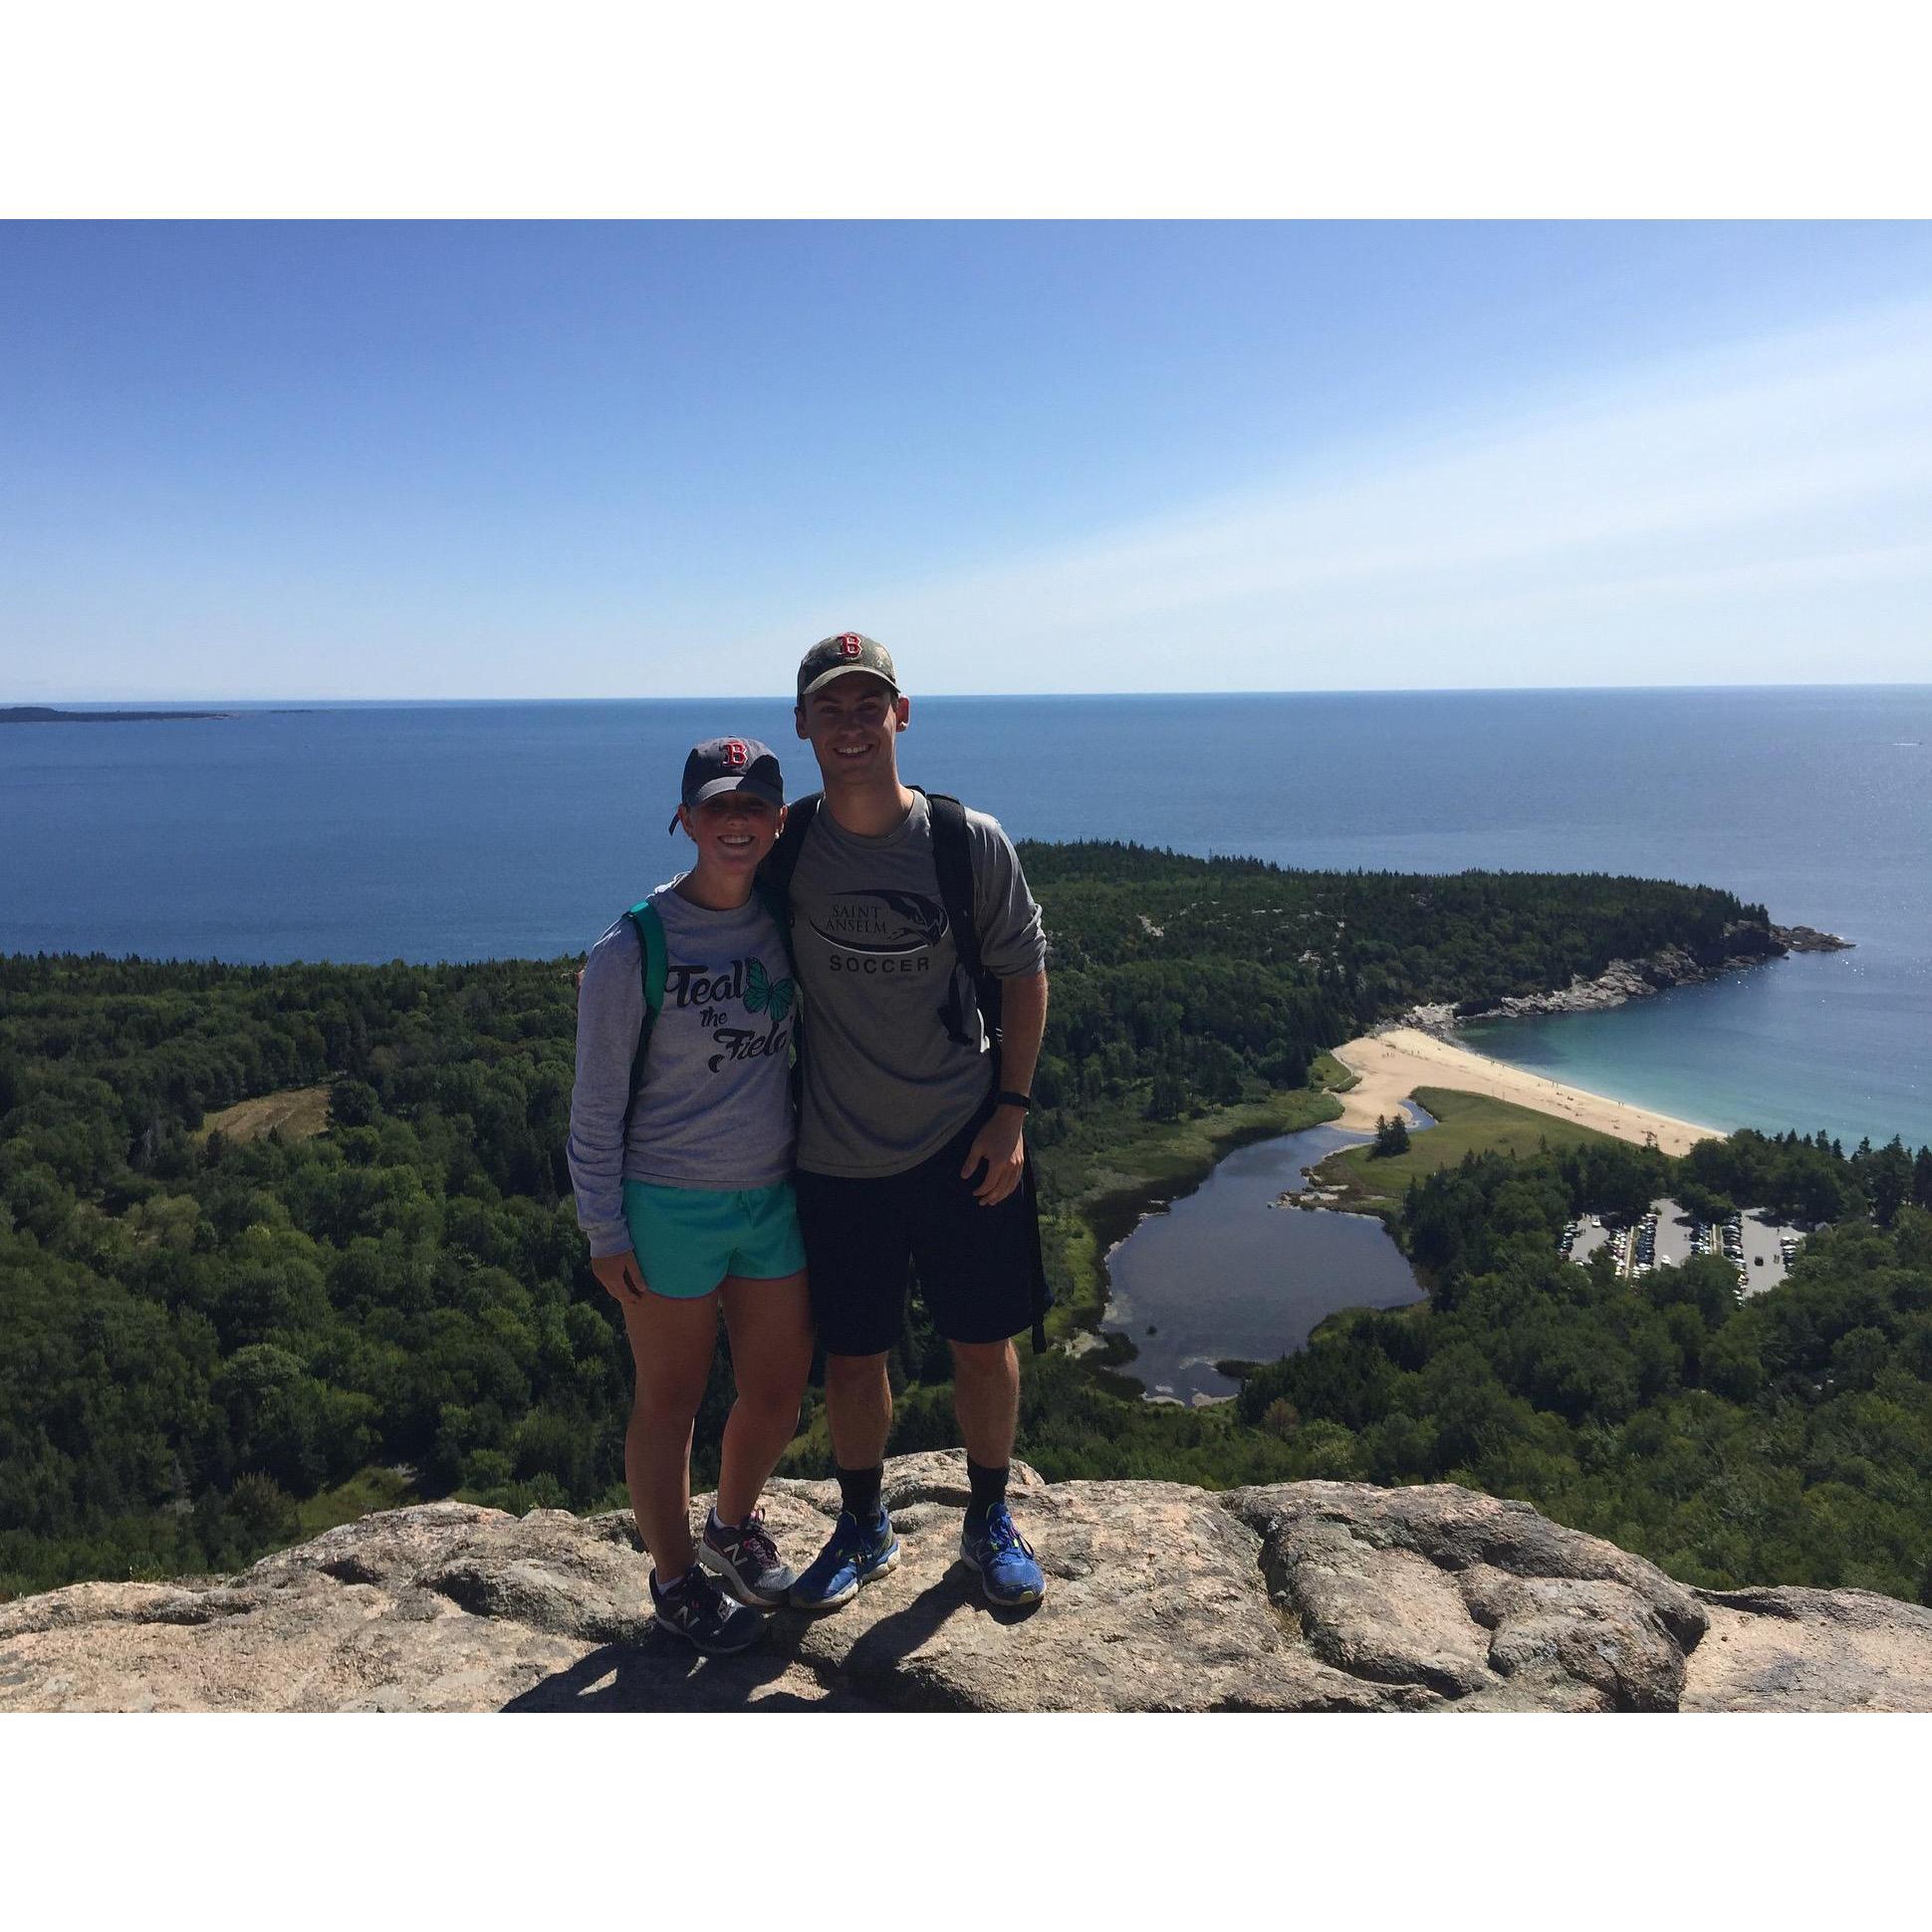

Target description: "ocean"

left=3, top=686, right=1928, bottom=1147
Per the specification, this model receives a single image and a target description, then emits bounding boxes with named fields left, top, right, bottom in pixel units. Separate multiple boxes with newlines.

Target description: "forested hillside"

left=1240, top=1130, right=1932, bottom=1601
left=1024, top=842, right=1766, bottom=1042
left=0, top=853, right=1801, bottom=1596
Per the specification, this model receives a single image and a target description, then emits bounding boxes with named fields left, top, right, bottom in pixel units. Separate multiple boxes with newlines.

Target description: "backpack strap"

left=621, top=897, right=668, bottom=1135
left=918, top=788, right=1004, bottom=1067
left=1019, top=1144, right=1053, bottom=1357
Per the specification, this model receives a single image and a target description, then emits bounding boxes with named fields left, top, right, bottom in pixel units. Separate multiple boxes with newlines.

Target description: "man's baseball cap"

left=669, top=736, right=785, bottom=832
left=797, top=630, right=899, bottom=704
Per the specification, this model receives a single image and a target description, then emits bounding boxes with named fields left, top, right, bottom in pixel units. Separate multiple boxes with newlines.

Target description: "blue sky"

left=6, top=220, right=1932, bottom=698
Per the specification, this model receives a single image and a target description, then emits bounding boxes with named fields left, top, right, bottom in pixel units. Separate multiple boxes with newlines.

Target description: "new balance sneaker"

left=787, top=1507, right=901, bottom=1613
left=959, top=1502, right=1046, bottom=1607
left=699, top=1506, right=797, bottom=1607
left=648, top=1564, right=767, bottom=1655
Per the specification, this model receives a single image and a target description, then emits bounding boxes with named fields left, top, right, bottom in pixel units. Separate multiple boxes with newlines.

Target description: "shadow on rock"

left=502, top=1612, right=869, bottom=1712
left=829, top=1561, right=1043, bottom=1710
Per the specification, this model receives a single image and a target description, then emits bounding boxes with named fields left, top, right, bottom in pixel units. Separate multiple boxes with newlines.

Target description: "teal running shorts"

left=619, top=1178, right=808, bottom=1300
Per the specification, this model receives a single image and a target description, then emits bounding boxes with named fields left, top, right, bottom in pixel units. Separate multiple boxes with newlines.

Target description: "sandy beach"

left=1330, top=1027, right=1718, bottom=1156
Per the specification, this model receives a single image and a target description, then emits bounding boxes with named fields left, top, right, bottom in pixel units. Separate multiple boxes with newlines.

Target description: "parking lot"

left=1564, top=1217, right=1605, bottom=1266
left=1737, top=1209, right=1795, bottom=1297
left=1560, top=1198, right=1805, bottom=1290
left=1648, top=1198, right=1697, bottom=1269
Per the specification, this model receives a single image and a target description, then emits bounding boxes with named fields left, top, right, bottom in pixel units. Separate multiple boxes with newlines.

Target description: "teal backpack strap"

left=632, top=899, right=668, bottom=1017
left=621, top=898, right=668, bottom=1133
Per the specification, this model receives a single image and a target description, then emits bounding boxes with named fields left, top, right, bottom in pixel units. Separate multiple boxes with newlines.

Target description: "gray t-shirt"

left=567, top=879, right=798, bottom=1258
left=788, top=792, right=1047, bottom=1178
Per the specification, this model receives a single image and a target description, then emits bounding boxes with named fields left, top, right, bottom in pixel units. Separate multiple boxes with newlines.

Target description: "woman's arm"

left=566, top=924, right=646, bottom=1281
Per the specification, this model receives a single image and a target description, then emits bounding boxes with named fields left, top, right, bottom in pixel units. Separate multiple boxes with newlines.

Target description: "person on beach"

left=763, top=631, right=1053, bottom=1611
left=567, top=737, right=814, bottom=1655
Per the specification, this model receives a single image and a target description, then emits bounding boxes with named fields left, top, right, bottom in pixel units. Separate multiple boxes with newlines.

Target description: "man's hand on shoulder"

left=961, top=1105, right=1026, bottom=1206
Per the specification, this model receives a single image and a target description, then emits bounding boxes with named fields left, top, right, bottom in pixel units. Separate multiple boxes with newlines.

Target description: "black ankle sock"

left=837, top=1462, right=883, bottom=1524
left=966, top=1458, right=1009, bottom=1524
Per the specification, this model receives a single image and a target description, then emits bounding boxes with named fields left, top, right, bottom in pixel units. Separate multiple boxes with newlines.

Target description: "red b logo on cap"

left=722, top=739, right=748, bottom=770
left=838, top=633, right=862, bottom=658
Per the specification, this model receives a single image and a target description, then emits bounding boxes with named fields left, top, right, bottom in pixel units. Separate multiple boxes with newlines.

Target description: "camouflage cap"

left=796, top=630, right=899, bottom=704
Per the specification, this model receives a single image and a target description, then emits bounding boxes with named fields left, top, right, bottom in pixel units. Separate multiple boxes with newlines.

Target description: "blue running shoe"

left=787, top=1508, right=900, bottom=1613
left=959, top=1502, right=1045, bottom=1607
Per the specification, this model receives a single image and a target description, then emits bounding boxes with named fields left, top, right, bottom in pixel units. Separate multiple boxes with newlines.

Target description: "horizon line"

left=14, top=679, right=1932, bottom=707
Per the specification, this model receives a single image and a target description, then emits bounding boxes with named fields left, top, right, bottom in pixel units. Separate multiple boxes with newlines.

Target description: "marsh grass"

left=1313, top=1085, right=1622, bottom=1215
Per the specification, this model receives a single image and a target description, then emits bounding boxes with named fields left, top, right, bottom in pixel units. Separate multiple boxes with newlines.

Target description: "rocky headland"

left=4, top=1452, right=1927, bottom=1713
left=1406, top=920, right=1851, bottom=1037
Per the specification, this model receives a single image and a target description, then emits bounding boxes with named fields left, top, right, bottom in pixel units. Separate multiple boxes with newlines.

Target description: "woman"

left=566, top=736, right=813, bottom=1654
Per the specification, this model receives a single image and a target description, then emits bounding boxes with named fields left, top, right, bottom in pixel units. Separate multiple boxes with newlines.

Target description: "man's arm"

left=992, top=968, right=1047, bottom=1105
left=960, top=967, right=1048, bottom=1206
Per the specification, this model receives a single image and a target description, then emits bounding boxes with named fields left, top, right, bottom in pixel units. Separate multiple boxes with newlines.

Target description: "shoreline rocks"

left=1406, top=919, right=1851, bottom=1037
left=1771, top=923, right=1853, bottom=954
left=4, top=1453, right=1927, bottom=1712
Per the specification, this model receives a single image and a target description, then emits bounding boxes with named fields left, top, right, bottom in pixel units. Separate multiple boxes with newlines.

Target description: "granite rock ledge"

left=2, top=1453, right=1926, bottom=1713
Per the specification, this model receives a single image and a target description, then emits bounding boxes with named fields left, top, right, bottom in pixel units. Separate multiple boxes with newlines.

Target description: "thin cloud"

left=831, top=298, right=1932, bottom=689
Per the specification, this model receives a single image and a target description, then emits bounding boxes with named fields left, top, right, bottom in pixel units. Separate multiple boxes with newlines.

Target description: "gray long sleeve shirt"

left=566, top=879, right=798, bottom=1258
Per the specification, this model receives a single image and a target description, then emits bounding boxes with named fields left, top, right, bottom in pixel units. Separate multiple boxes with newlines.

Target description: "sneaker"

left=648, top=1564, right=767, bottom=1655
left=699, top=1506, right=797, bottom=1607
left=959, top=1502, right=1045, bottom=1607
left=787, top=1507, right=901, bottom=1613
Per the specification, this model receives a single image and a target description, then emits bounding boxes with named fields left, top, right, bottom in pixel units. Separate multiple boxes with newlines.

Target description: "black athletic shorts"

left=794, top=1107, right=1039, bottom=1357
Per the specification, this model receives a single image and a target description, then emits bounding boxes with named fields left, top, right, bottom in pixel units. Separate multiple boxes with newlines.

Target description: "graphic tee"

left=787, top=791, right=1047, bottom=1178
left=567, top=878, right=797, bottom=1257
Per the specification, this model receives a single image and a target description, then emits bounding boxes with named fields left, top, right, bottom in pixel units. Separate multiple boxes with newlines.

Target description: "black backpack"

left=763, top=788, right=1052, bottom=1351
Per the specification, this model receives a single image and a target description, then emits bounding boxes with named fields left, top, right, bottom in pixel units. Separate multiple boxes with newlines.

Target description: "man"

left=768, top=630, right=1051, bottom=1610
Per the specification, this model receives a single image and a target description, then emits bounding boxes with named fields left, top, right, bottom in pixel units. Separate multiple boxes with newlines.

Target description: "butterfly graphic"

left=745, top=957, right=797, bottom=1022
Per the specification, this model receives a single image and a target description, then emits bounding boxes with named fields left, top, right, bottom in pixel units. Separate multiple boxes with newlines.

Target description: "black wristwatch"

left=995, top=1089, right=1033, bottom=1112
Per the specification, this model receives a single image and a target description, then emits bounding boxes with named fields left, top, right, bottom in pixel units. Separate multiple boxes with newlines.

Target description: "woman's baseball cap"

left=669, top=737, right=785, bottom=832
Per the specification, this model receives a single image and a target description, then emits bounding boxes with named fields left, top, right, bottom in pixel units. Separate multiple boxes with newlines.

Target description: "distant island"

left=0, top=705, right=238, bottom=725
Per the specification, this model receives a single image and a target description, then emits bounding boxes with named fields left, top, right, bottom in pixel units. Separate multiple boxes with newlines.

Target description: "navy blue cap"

left=669, top=736, right=785, bottom=832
